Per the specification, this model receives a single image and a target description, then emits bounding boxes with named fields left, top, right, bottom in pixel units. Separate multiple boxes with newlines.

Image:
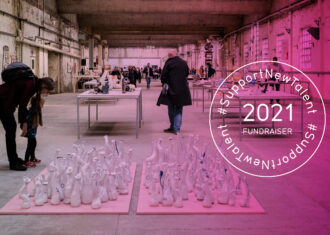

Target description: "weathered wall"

left=107, top=47, right=177, bottom=68
left=0, top=0, right=81, bottom=92
left=212, top=0, right=329, bottom=102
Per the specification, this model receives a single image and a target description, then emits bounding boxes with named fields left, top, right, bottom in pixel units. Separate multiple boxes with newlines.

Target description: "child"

left=23, top=95, right=45, bottom=167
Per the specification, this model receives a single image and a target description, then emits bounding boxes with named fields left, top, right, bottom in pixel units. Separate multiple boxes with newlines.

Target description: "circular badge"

left=209, top=61, right=326, bottom=177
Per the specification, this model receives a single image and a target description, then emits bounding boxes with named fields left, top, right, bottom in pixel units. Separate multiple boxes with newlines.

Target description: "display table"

left=232, top=91, right=303, bottom=140
left=73, top=75, right=100, bottom=93
left=76, top=88, right=142, bottom=139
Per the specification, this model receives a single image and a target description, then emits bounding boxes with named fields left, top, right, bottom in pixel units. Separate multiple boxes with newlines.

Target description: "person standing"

left=128, top=65, right=136, bottom=87
left=143, top=63, right=153, bottom=89
left=136, top=67, right=142, bottom=84
left=207, top=63, right=216, bottom=79
left=262, top=57, right=284, bottom=103
left=0, top=62, right=55, bottom=171
left=157, top=51, right=192, bottom=134
left=23, top=96, right=45, bottom=167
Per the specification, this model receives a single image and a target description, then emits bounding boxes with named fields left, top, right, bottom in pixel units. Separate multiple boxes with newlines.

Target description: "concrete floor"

left=0, top=80, right=329, bottom=235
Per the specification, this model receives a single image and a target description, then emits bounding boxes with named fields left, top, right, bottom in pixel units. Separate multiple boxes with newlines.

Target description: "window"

left=262, top=38, right=269, bottom=60
left=276, top=34, right=285, bottom=60
left=301, top=28, right=312, bottom=69
left=244, top=43, right=249, bottom=64
left=235, top=47, right=240, bottom=67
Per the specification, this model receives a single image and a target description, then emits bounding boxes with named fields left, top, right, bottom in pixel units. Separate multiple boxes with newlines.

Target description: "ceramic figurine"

left=81, top=175, right=93, bottom=204
left=34, top=180, right=46, bottom=206
left=91, top=173, right=102, bottom=209
left=239, top=175, right=250, bottom=207
left=63, top=167, right=74, bottom=204
left=49, top=163, right=61, bottom=205
left=20, top=194, right=31, bottom=209
left=29, top=178, right=36, bottom=197
left=19, top=176, right=31, bottom=199
left=108, top=172, right=118, bottom=200
left=71, top=173, right=82, bottom=207
left=149, top=171, right=160, bottom=207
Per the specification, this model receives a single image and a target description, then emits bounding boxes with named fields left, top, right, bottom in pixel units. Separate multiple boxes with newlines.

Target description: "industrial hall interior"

left=0, top=0, right=329, bottom=235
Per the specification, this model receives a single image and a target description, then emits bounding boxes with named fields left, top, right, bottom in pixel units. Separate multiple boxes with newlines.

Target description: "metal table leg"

left=202, top=87, right=204, bottom=111
left=88, top=99, right=90, bottom=128
left=96, top=100, right=98, bottom=121
left=139, top=94, right=142, bottom=128
left=239, top=99, right=242, bottom=141
left=140, top=90, right=143, bottom=121
left=301, top=99, right=303, bottom=140
left=222, top=92, right=225, bottom=125
left=136, top=98, right=139, bottom=138
left=77, top=97, right=80, bottom=140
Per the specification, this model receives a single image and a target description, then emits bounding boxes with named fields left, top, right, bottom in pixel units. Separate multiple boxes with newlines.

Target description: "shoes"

left=31, top=158, right=41, bottom=163
left=163, top=128, right=174, bottom=133
left=10, top=163, right=27, bottom=171
left=23, top=161, right=36, bottom=168
left=16, top=158, right=25, bottom=165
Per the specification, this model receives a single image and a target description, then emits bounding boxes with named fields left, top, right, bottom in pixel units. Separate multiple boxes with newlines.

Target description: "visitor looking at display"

left=23, top=96, right=45, bottom=168
left=0, top=62, right=55, bottom=171
left=157, top=51, right=192, bottom=134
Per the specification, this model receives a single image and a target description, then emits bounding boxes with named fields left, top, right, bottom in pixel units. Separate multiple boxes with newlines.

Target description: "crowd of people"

left=108, top=64, right=162, bottom=89
left=0, top=55, right=216, bottom=171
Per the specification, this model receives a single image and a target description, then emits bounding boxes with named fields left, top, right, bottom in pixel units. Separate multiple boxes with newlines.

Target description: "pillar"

left=89, top=38, right=94, bottom=69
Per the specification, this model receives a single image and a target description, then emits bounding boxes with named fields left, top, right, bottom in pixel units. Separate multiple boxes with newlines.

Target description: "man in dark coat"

left=0, top=63, right=55, bottom=171
left=128, top=65, right=136, bottom=86
left=157, top=51, right=192, bottom=134
left=143, top=63, right=153, bottom=89
left=207, top=63, right=216, bottom=79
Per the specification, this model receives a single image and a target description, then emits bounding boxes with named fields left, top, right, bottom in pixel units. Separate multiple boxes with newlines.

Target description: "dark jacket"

left=0, top=78, right=37, bottom=124
left=128, top=69, right=136, bottom=84
left=143, top=67, right=153, bottom=77
left=157, top=56, right=192, bottom=106
left=207, top=66, right=216, bottom=78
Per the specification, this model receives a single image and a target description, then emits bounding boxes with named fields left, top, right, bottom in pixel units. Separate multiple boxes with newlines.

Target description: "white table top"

left=74, top=75, right=100, bottom=78
left=234, top=91, right=302, bottom=100
left=77, top=88, right=141, bottom=99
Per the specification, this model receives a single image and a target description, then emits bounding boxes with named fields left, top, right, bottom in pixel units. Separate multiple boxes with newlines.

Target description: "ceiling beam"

left=58, top=0, right=270, bottom=15
left=98, top=30, right=223, bottom=36
left=77, top=14, right=242, bottom=28
left=103, top=35, right=207, bottom=41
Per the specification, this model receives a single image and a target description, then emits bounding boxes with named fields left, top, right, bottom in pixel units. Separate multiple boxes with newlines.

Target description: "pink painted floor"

left=0, top=163, right=136, bottom=215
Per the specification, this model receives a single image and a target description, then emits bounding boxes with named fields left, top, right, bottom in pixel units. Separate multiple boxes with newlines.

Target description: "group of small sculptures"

left=18, top=136, right=132, bottom=209
left=144, top=134, right=250, bottom=208
left=18, top=134, right=250, bottom=210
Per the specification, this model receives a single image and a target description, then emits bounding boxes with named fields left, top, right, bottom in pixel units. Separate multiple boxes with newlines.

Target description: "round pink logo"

left=209, top=61, right=326, bottom=177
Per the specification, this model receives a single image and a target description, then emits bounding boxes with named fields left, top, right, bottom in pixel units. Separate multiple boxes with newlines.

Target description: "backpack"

left=1, top=62, right=36, bottom=83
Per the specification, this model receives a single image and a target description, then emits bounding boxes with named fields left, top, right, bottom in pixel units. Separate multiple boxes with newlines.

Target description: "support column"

left=89, top=38, right=94, bottom=69
left=98, top=44, right=103, bottom=66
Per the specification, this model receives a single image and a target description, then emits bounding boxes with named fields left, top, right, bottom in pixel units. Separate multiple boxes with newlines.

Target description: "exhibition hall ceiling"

left=57, top=0, right=273, bottom=47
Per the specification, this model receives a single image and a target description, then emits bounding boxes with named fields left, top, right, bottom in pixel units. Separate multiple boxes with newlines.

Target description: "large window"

left=276, top=34, right=285, bottom=60
left=262, top=38, right=269, bottom=60
left=301, top=28, right=312, bottom=69
left=244, top=43, right=249, bottom=64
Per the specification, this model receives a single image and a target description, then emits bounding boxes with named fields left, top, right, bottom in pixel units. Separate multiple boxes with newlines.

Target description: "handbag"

left=162, top=83, right=169, bottom=95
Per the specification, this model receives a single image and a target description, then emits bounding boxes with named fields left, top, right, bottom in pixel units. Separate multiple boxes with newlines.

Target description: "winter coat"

left=157, top=56, right=192, bottom=106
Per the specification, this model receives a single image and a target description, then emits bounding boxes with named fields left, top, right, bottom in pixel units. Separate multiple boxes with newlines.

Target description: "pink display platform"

left=137, top=163, right=265, bottom=215
left=0, top=163, right=136, bottom=215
